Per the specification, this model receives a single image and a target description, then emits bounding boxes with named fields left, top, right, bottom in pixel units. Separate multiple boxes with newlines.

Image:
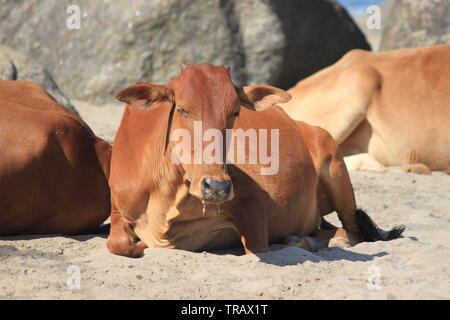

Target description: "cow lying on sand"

left=0, top=80, right=111, bottom=235
left=107, top=63, right=404, bottom=258
left=281, top=44, right=450, bottom=174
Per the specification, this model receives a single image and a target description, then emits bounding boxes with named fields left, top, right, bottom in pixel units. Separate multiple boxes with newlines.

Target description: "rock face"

left=0, top=45, right=77, bottom=113
left=269, top=0, right=370, bottom=89
left=380, top=0, right=450, bottom=50
left=355, top=0, right=395, bottom=51
left=0, top=0, right=369, bottom=103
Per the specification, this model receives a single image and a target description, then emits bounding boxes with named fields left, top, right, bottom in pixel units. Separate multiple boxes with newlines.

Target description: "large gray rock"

left=0, top=0, right=369, bottom=103
left=0, top=45, right=77, bottom=113
left=269, top=0, right=370, bottom=89
left=380, top=0, right=450, bottom=50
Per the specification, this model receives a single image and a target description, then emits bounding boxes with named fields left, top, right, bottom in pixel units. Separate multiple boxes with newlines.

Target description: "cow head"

left=116, top=63, right=291, bottom=204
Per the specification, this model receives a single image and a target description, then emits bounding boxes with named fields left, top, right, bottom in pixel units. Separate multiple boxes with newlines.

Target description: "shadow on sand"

left=211, top=244, right=389, bottom=267
left=1, top=222, right=392, bottom=267
left=0, top=223, right=110, bottom=243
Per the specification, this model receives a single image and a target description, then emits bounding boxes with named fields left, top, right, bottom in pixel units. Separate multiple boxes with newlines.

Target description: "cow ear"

left=238, top=85, right=291, bottom=111
left=115, top=82, right=174, bottom=106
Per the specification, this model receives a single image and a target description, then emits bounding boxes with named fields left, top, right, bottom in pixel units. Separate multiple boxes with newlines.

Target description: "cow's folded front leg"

left=231, top=198, right=269, bottom=254
left=390, top=163, right=431, bottom=175
left=344, top=153, right=387, bottom=173
left=106, top=210, right=147, bottom=258
left=282, top=227, right=359, bottom=252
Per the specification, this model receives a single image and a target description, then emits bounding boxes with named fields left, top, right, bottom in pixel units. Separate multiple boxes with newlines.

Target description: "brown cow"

left=0, top=80, right=111, bottom=235
left=280, top=44, right=450, bottom=174
left=107, top=63, right=403, bottom=258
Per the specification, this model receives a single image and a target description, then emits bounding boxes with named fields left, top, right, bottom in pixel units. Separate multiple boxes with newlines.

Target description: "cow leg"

left=402, top=163, right=432, bottom=174
left=283, top=219, right=360, bottom=251
left=322, top=149, right=361, bottom=236
left=106, top=208, right=147, bottom=258
left=231, top=197, right=269, bottom=254
left=318, top=217, right=360, bottom=247
left=296, top=122, right=404, bottom=251
left=345, top=153, right=432, bottom=174
left=295, top=122, right=364, bottom=249
left=387, top=163, right=432, bottom=175
left=321, top=151, right=405, bottom=246
left=344, top=153, right=387, bottom=173
left=283, top=229, right=333, bottom=251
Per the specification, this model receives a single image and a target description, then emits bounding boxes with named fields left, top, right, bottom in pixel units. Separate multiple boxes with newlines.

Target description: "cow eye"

left=234, top=111, right=240, bottom=117
left=177, top=106, right=189, bottom=116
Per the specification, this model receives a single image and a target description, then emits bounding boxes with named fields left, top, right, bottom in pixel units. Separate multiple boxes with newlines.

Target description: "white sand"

left=0, top=101, right=448, bottom=299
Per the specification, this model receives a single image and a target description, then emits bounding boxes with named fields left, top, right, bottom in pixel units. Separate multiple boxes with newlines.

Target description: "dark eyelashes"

left=176, top=106, right=189, bottom=116
left=176, top=105, right=239, bottom=118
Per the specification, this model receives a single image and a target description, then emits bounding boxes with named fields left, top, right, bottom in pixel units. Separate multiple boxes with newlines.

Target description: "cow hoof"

left=405, top=163, right=431, bottom=175
left=328, top=236, right=352, bottom=248
left=106, top=237, right=146, bottom=258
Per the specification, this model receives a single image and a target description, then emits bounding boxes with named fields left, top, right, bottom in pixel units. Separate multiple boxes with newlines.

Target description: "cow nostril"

left=201, top=178, right=232, bottom=197
left=201, top=179, right=212, bottom=191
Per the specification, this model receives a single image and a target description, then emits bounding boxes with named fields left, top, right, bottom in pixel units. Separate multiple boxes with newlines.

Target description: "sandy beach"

left=0, top=102, right=448, bottom=300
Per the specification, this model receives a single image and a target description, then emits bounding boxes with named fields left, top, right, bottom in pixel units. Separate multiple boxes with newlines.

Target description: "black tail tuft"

left=356, top=209, right=405, bottom=242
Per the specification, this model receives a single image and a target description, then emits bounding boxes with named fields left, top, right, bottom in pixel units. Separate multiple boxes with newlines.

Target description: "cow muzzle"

left=200, top=178, right=234, bottom=204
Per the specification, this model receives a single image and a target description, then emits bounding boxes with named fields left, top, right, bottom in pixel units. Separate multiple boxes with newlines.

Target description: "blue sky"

left=338, top=0, right=384, bottom=17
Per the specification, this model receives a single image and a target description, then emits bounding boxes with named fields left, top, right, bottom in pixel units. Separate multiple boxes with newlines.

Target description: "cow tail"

left=356, top=209, right=405, bottom=241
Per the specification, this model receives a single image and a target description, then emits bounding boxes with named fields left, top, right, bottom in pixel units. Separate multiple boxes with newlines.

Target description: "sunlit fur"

left=281, top=44, right=450, bottom=174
